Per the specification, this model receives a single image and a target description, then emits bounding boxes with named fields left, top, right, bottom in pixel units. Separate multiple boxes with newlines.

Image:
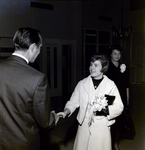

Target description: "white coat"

left=65, top=75, right=124, bottom=150
left=65, top=75, right=123, bottom=125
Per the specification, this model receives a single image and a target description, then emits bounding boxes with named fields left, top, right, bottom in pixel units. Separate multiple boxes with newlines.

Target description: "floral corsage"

left=88, top=94, right=115, bottom=126
left=88, top=95, right=108, bottom=126
left=120, top=64, right=126, bottom=73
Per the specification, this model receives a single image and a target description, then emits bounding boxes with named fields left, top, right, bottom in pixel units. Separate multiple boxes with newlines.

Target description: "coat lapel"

left=82, top=75, right=114, bottom=104
left=83, top=75, right=96, bottom=103
left=96, top=75, right=113, bottom=96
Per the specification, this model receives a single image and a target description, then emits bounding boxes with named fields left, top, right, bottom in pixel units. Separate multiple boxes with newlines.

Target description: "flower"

left=88, top=95, right=108, bottom=126
left=91, top=95, right=108, bottom=112
left=120, top=64, right=126, bottom=73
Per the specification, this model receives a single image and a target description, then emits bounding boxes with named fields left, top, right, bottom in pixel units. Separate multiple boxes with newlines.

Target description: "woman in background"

left=57, top=54, right=124, bottom=150
left=106, top=45, right=130, bottom=150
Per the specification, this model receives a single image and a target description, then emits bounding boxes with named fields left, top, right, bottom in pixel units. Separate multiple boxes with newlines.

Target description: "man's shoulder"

left=27, top=65, right=45, bottom=78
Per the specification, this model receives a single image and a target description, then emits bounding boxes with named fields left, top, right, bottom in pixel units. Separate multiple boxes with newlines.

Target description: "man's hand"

left=51, top=110, right=59, bottom=126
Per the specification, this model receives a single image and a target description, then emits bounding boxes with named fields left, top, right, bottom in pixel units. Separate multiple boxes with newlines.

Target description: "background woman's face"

left=89, top=60, right=103, bottom=79
left=111, top=49, right=121, bottom=62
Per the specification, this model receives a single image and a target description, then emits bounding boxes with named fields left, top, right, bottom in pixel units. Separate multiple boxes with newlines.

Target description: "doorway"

left=40, top=39, right=76, bottom=98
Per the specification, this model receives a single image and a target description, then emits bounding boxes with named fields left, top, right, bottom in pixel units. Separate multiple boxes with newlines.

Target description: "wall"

left=82, top=0, right=130, bottom=30
left=0, top=0, right=82, bottom=83
left=0, top=0, right=132, bottom=84
left=82, top=0, right=131, bottom=68
left=130, top=0, right=145, bottom=11
left=129, top=9, right=145, bottom=83
left=0, top=0, right=81, bottom=39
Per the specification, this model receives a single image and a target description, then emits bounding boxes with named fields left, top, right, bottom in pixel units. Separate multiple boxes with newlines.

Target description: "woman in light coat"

left=57, top=55, right=124, bottom=150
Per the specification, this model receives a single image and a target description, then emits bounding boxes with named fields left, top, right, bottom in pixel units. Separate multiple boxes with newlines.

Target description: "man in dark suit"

left=0, top=27, right=58, bottom=150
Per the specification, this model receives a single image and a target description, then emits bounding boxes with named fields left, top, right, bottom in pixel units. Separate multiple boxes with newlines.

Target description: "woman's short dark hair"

left=90, top=55, right=109, bottom=74
left=109, top=45, right=122, bottom=56
left=13, top=27, right=42, bottom=51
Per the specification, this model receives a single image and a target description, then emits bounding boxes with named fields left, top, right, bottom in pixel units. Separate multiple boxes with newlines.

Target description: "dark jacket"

left=106, top=61, right=130, bottom=107
left=0, top=55, right=53, bottom=150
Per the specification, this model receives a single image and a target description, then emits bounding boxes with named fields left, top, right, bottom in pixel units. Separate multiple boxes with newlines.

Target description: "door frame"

left=39, top=38, right=76, bottom=97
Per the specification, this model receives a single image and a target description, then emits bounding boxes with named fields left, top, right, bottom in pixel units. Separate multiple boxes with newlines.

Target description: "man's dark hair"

left=13, top=27, right=42, bottom=51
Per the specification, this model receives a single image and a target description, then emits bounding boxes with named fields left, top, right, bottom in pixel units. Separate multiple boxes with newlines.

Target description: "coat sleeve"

left=64, top=81, right=81, bottom=115
left=107, top=85, right=124, bottom=120
left=33, top=74, right=54, bottom=128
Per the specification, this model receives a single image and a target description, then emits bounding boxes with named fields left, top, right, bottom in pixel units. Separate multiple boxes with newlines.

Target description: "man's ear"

left=29, top=43, right=36, bottom=52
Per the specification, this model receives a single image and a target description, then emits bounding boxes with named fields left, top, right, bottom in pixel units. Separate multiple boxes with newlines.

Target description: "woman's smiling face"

left=111, top=49, right=121, bottom=62
left=89, top=60, right=103, bottom=79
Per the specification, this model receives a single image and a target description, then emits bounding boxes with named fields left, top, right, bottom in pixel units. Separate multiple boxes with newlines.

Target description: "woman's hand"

left=57, top=112, right=67, bottom=118
left=57, top=108, right=71, bottom=118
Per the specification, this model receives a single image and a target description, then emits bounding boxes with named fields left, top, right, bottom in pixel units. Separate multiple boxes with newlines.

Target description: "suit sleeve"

left=33, top=74, right=54, bottom=128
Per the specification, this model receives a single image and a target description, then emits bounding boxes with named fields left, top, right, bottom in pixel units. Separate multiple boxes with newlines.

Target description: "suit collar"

left=8, top=55, right=28, bottom=65
left=12, top=53, right=29, bottom=64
